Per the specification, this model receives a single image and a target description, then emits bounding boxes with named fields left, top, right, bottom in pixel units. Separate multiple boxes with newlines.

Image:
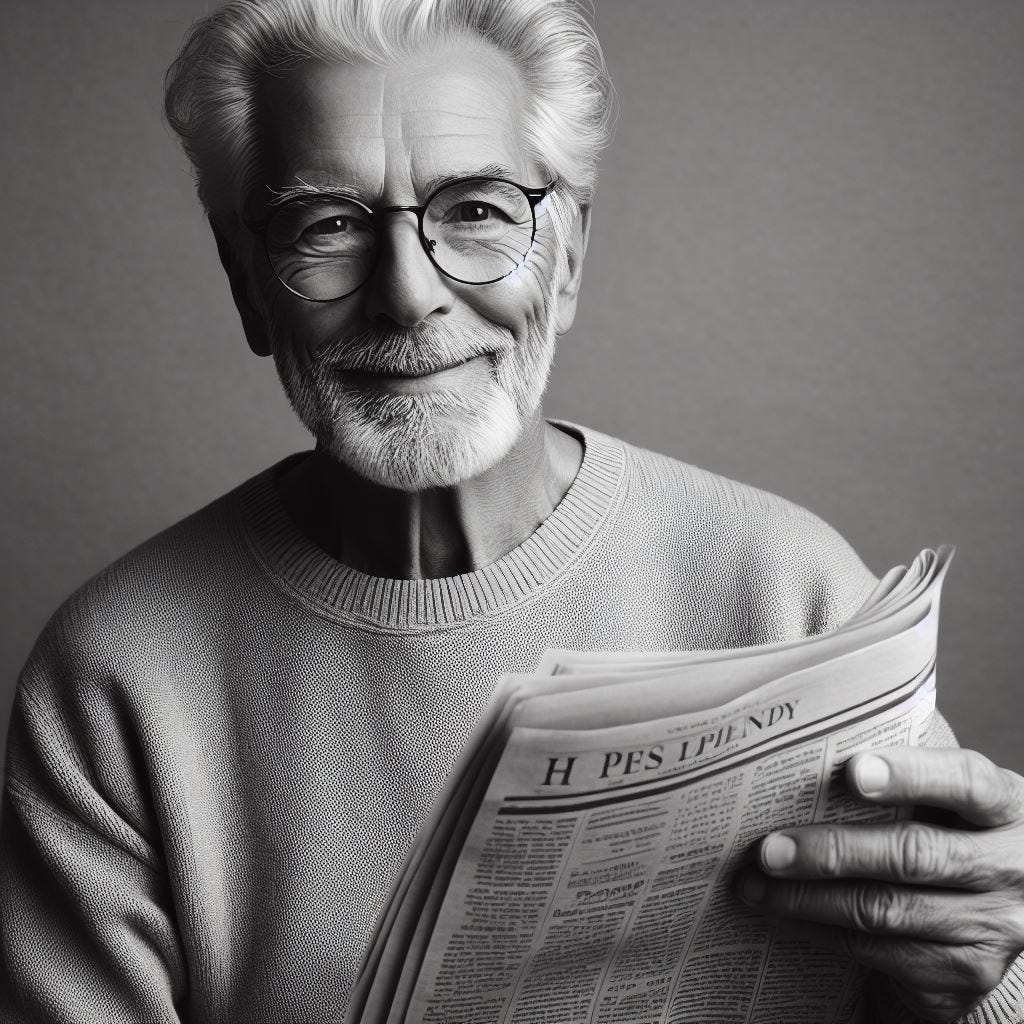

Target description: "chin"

left=323, top=385, right=528, bottom=491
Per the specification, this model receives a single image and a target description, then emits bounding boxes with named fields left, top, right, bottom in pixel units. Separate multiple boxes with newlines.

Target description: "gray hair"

left=164, top=0, right=615, bottom=230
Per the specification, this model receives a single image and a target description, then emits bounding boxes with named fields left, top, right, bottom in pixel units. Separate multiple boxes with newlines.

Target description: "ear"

left=211, top=216, right=273, bottom=357
left=553, top=204, right=591, bottom=336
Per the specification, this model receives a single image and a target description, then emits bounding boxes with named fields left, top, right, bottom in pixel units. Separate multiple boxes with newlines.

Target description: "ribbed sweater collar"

left=237, top=423, right=625, bottom=630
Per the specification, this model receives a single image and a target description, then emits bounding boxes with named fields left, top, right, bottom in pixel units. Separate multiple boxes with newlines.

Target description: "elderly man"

left=2, top=1, right=1023, bottom=1022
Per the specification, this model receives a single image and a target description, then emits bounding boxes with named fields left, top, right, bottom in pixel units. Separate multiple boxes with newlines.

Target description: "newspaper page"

left=403, top=618, right=940, bottom=1020
left=349, top=549, right=952, bottom=1024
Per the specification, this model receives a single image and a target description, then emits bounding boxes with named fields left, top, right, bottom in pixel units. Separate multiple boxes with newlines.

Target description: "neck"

left=277, top=413, right=583, bottom=579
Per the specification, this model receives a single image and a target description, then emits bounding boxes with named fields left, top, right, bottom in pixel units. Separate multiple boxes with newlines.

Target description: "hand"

left=735, top=747, right=1024, bottom=1022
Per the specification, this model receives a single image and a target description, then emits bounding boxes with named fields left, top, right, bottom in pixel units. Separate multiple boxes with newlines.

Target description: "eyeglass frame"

left=248, top=176, right=555, bottom=303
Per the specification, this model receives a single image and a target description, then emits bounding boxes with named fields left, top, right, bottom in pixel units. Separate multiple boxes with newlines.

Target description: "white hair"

left=164, top=0, right=615, bottom=230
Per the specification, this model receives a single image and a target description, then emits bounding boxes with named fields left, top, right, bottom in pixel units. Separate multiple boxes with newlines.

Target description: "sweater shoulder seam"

left=623, top=442, right=840, bottom=529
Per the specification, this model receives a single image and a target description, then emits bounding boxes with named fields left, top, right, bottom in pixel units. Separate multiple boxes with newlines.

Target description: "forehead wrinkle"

left=380, top=35, right=526, bottom=137
left=380, top=103, right=514, bottom=142
left=397, top=108, right=495, bottom=120
left=318, top=113, right=384, bottom=137
left=396, top=113, right=502, bottom=140
left=404, top=130, right=510, bottom=145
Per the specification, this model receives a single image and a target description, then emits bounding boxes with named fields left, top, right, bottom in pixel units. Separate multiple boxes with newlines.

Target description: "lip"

left=339, top=353, right=490, bottom=394
left=354, top=355, right=476, bottom=378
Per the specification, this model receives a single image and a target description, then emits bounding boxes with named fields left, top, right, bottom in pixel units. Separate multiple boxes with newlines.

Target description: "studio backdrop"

left=2, top=0, right=1022, bottom=789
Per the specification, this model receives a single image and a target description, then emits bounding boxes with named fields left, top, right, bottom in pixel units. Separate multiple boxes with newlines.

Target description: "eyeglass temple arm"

left=525, top=183, right=554, bottom=209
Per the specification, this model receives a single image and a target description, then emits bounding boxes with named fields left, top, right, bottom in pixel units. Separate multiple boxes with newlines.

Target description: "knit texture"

left=1, top=423, right=1019, bottom=1023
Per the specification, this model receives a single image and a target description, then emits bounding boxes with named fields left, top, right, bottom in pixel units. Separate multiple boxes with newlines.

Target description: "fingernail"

left=855, top=755, right=890, bottom=795
left=739, top=871, right=767, bottom=904
left=761, top=834, right=797, bottom=871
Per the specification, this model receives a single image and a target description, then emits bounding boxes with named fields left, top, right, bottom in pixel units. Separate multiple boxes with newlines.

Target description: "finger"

left=763, top=918, right=1017, bottom=1021
left=756, top=820, right=1012, bottom=890
left=735, top=869, right=1024, bottom=944
left=847, top=748, right=1024, bottom=827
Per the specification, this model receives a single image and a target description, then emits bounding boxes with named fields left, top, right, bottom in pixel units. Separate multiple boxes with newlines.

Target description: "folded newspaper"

left=346, top=547, right=954, bottom=1024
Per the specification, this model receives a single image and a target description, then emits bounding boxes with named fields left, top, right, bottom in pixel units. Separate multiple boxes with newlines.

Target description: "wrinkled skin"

left=736, top=746, right=1024, bottom=1021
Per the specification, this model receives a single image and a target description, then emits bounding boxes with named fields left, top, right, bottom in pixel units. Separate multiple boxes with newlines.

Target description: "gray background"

left=2, top=1, right=1022, bottom=793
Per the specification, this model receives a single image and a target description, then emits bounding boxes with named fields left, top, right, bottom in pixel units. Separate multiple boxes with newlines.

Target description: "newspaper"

left=347, top=548, right=953, bottom=1024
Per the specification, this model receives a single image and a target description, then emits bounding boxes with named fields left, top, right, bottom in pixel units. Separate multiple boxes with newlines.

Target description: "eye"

left=305, top=215, right=354, bottom=238
left=292, top=212, right=374, bottom=257
left=454, top=202, right=496, bottom=223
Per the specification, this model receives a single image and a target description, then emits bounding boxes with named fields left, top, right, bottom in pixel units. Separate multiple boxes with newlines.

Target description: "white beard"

left=270, top=289, right=558, bottom=491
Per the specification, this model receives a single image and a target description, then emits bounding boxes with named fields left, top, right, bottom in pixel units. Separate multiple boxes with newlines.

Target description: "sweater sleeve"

left=0, top=656, right=187, bottom=1023
left=957, top=960, right=1024, bottom=1024
left=865, top=958, right=1024, bottom=1024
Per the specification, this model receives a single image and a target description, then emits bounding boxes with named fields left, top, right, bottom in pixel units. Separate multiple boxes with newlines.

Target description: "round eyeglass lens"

left=423, top=179, right=537, bottom=285
left=266, top=196, right=376, bottom=301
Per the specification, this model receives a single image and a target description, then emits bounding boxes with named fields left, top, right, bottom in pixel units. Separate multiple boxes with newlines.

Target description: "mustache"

left=308, top=321, right=514, bottom=377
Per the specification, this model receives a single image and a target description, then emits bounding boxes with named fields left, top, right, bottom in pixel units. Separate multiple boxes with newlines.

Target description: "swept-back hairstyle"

left=164, top=0, right=615, bottom=229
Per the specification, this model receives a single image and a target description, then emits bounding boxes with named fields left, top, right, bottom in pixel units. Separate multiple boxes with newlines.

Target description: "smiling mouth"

left=337, top=353, right=491, bottom=393
left=341, top=354, right=488, bottom=380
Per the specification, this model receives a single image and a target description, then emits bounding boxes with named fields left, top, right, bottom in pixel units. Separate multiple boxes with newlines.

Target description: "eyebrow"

left=417, top=163, right=521, bottom=197
left=265, top=163, right=527, bottom=207
left=265, top=179, right=364, bottom=207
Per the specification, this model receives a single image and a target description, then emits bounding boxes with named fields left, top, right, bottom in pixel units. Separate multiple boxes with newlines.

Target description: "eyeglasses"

left=255, top=177, right=552, bottom=303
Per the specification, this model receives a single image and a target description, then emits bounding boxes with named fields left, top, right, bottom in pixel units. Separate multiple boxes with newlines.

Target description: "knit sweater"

left=1, top=423, right=1021, bottom=1024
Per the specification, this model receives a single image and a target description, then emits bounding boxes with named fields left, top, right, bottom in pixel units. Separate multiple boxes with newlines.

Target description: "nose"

left=362, top=213, right=454, bottom=326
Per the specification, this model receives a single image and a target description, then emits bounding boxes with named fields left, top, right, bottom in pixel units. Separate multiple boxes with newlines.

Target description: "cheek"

left=463, top=258, right=557, bottom=339
left=262, top=284, right=365, bottom=368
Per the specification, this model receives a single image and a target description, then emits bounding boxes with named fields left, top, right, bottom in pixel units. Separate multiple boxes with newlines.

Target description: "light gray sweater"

left=2, top=424, right=1020, bottom=1023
